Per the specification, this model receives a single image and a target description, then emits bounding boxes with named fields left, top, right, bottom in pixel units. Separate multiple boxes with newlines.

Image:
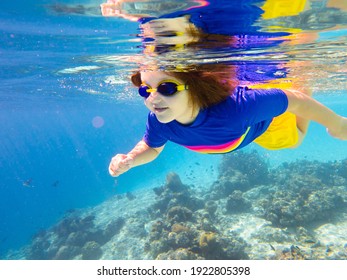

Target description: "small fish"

left=269, top=244, right=276, bottom=251
left=303, top=239, right=316, bottom=244
left=326, top=246, right=332, bottom=253
left=23, top=179, right=34, bottom=188
left=52, top=180, right=60, bottom=187
left=310, top=241, right=321, bottom=248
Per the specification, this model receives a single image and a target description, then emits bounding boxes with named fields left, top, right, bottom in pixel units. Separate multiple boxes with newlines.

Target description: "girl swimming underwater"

left=108, top=68, right=347, bottom=177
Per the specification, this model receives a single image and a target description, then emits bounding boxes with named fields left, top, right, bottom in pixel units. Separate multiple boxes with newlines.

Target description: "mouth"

left=153, top=106, right=168, bottom=113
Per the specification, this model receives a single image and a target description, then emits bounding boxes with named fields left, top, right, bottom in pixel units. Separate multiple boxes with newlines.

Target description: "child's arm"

left=284, top=89, right=347, bottom=140
left=109, top=140, right=164, bottom=177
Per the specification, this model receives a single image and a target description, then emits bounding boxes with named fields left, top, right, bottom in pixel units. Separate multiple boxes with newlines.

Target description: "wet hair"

left=131, top=64, right=237, bottom=109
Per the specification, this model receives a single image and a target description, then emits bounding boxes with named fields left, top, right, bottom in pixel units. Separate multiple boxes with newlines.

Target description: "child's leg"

left=254, top=87, right=313, bottom=150
left=291, top=88, right=313, bottom=148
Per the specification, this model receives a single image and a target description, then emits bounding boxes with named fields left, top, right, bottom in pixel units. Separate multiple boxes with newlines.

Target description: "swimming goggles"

left=139, top=80, right=188, bottom=98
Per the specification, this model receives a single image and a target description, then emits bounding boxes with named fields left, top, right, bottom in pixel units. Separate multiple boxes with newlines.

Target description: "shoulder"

left=231, top=86, right=287, bottom=104
left=233, top=86, right=286, bottom=97
left=228, top=86, right=288, bottom=117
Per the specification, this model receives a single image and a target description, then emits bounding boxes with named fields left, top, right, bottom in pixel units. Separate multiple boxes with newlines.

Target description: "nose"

left=146, top=90, right=162, bottom=102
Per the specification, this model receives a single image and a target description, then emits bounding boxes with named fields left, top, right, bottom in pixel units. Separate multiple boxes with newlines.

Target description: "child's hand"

left=327, top=117, right=347, bottom=140
left=108, top=154, right=134, bottom=177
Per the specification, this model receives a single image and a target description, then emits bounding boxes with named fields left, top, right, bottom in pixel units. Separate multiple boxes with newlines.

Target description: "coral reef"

left=26, top=213, right=125, bottom=260
left=10, top=151, right=347, bottom=260
left=219, top=150, right=270, bottom=186
left=226, top=190, right=251, bottom=213
left=209, top=150, right=269, bottom=199
left=150, top=172, right=204, bottom=216
left=145, top=172, right=248, bottom=260
left=253, top=158, right=347, bottom=228
left=254, top=187, right=346, bottom=227
left=81, top=241, right=102, bottom=260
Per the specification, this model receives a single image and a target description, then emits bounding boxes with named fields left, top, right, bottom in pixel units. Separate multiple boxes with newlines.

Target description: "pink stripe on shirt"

left=184, top=127, right=250, bottom=154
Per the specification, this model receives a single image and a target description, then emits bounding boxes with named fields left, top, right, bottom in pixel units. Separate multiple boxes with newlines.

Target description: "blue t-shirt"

left=143, top=87, right=288, bottom=153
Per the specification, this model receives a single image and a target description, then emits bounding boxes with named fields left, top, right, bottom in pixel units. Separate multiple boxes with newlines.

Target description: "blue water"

left=1, top=0, right=347, bottom=258
left=0, top=0, right=139, bottom=255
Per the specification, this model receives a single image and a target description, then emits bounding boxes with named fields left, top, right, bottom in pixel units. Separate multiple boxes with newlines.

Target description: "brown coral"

left=171, top=223, right=190, bottom=233
left=199, top=232, right=217, bottom=250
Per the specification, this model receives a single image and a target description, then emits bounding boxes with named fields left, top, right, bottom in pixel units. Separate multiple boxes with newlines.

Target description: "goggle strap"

left=177, top=85, right=189, bottom=91
left=146, top=88, right=157, bottom=93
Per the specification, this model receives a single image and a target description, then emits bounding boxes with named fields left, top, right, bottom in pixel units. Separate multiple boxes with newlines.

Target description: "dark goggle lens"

left=157, top=82, right=178, bottom=96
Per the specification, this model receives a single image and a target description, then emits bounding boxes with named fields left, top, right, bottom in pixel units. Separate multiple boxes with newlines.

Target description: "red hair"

left=131, top=64, right=237, bottom=109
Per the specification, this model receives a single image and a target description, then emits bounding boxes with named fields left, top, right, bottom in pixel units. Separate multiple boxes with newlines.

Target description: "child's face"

left=140, top=71, right=198, bottom=124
